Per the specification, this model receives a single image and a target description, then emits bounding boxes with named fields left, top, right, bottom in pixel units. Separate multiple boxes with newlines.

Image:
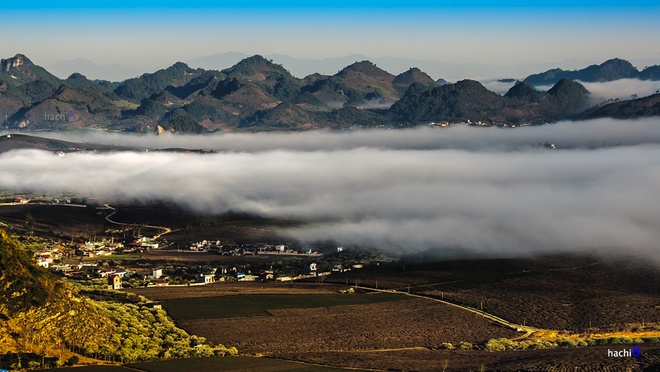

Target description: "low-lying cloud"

left=7, top=117, right=660, bottom=153
left=537, top=78, right=660, bottom=104
left=2, top=119, right=660, bottom=261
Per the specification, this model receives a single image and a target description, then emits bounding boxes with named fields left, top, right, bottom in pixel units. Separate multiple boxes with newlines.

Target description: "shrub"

left=458, top=341, right=473, bottom=350
left=441, top=342, right=455, bottom=350
left=485, top=339, right=507, bottom=352
left=556, top=337, right=578, bottom=347
left=67, top=355, right=79, bottom=366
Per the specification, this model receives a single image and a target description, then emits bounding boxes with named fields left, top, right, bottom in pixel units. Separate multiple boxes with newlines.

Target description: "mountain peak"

left=225, top=55, right=288, bottom=77
left=504, top=81, right=536, bottom=98
left=338, top=60, right=392, bottom=77
left=67, top=72, right=88, bottom=80
left=1, top=53, right=34, bottom=72
left=393, top=67, right=435, bottom=86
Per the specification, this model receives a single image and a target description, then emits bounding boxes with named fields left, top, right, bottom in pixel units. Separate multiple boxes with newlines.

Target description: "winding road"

left=103, top=204, right=172, bottom=240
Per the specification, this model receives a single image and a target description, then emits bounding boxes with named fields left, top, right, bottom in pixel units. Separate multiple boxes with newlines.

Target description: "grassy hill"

left=0, top=229, right=236, bottom=369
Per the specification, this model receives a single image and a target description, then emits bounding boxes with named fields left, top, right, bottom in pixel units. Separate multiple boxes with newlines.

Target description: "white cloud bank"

left=2, top=119, right=660, bottom=261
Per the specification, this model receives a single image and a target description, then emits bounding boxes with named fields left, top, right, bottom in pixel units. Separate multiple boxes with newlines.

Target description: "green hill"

left=0, top=229, right=236, bottom=369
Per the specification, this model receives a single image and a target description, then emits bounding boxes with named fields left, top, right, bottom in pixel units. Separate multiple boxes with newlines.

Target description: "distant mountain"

left=524, top=58, right=660, bottom=86
left=114, top=62, right=207, bottom=103
left=2, top=53, right=655, bottom=132
left=389, top=79, right=590, bottom=125
left=188, top=53, right=592, bottom=81
left=579, top=93, right=660, bottom=119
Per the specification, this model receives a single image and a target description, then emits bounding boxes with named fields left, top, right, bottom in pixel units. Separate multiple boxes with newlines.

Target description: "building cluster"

left=188, top=240, right=320, bottom=256
left=428, top=120, right=532, bottom=128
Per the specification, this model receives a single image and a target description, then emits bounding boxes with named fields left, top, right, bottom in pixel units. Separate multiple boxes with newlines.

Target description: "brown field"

left=178, top=297, right=520, bottom=355
left=0, top=203, right=295, bottom=245
left=277, top=343, right=660, bottom=371
left=125, top=282, right=346, bottom=300
left=0, top=204, right=110, bottom=239
left=322, top=255, right=660, bottom=332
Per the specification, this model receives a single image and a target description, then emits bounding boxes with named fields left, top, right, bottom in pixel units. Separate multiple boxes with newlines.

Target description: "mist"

left=2, top=119, right=660, bottom=261
left=7, top=117, right=660, bottom=153
left=536, top=78, right=660, bottom=104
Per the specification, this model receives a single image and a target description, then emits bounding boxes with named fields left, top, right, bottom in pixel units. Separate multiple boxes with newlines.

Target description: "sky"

left=2, top=1, right=660, bottom=80
left=2, top=118, right=660, bottom=262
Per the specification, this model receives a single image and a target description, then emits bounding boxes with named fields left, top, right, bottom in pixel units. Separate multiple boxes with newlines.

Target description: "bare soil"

left=276, top=343, right=660, bottom=371
left=179, top=297, right=520, bottom=355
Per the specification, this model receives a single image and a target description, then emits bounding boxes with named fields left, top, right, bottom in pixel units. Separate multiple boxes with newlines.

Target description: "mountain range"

left=2, top=54, right=659, bottom=133
left=524, top=58, right=660, bottom=87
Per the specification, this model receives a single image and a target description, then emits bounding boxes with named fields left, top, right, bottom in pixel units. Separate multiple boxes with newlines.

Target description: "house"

left=108, top=274, right=122, bottom=290
left=255, top=270, right=274, bottom=281
left=336, top=246, right=344, bottom=252
left=151, top=269, right=163, bottom=279
left=198, top=273, right=215, bottom=284
left=302, top=262, right=318, bottom=275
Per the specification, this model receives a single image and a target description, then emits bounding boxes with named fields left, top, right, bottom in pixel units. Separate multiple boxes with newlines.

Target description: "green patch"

left=163, top=292, right=406, bottom=320
left=106, top=254, right=141, bottom=259
left=128, top=356, right=361, bottom=372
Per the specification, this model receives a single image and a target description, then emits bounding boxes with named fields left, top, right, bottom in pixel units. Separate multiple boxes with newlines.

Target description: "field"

left=126, top=282, right=347, bottom=300
left=45, top=356, right=363, bottom=372
left=0, top=204, right=110, bottom=239
left=277, top=343, right=660, bottom=371
left=127, top=356, right=365, bottom=371
left=161, top=292, right=406, bottom=319
left=129, top=281, right=660, bottom=370
left=143, top=283, right=520, bottom=356
left=0, top=203, right=295, bottom=245
left=320, top=255, right=660, bottom=332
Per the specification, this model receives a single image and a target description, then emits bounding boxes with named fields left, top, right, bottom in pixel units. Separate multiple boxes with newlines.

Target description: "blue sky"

left=4, top=0, right=660, bottom=8
left=2, top=2, right=659, bottom=79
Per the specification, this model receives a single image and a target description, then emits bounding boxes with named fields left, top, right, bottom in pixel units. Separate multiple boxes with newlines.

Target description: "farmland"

left=46, top=356, right=363, bottom=371
left=154, top=289, right=520, bottom=355
left=277, top=343, right=660, bottom=371
left=161, top=292, right=406, bottom=319
left=320, top=255, right=660, bottom=332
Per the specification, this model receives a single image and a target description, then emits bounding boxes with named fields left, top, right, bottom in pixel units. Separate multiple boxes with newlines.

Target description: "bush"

left=458, top=341, right=473, bottom=350
left=556, top=337, right=578, bottom=347
left=485, top=339, right=507, bottom=352
left=67, top=355, right=79, bottom=366
left=441, top=342, right=455, bottom=350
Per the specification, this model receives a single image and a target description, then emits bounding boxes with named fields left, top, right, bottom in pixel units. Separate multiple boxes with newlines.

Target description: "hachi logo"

left=608, top=345, right=641, bottom=358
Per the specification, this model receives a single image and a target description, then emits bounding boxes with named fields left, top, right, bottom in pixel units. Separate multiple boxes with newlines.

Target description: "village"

left=33, top=234, right=375, bottom=291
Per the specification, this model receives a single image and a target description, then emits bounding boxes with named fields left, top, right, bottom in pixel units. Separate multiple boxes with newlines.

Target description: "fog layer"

left=2, top=119, right=660, bottom=261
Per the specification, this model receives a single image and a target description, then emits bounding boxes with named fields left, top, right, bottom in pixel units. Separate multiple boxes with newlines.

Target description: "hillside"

left=579, top=93, right=660, bottom=119
left=0, top=229, right=236, bottom=369
left=0, top=229, right=114, bottom=365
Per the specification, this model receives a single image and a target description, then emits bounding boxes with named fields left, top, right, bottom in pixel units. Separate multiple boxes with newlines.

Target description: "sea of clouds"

left=2, top=118, right=660, bottom=261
